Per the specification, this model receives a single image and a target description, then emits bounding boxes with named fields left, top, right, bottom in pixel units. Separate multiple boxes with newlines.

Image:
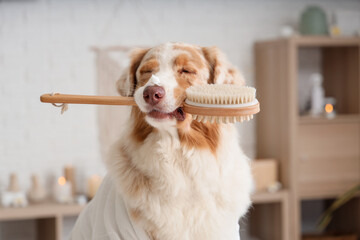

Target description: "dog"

left=71, top=42, right=252, bottom=240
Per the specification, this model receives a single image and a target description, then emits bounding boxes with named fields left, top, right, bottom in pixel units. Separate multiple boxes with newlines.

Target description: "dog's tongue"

left=171, top=108, right=186, bottom=121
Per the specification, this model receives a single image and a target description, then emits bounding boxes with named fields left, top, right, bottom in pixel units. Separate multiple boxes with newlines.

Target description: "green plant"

left=317, top=184, right=360, bottom=231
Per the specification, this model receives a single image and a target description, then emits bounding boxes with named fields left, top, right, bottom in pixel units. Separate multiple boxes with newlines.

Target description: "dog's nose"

left=143, top=86, right=165, bottom=105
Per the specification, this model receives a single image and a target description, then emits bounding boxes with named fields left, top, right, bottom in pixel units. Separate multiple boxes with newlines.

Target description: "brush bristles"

left=186, top=84, right=257, bottom=124
left=186, top=84, right=256, bottom=105
left=192, top=114, right=254, bottom=124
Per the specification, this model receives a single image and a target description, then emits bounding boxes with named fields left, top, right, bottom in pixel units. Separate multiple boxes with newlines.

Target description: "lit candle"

left=87, top=175, right=102, bottom=199
left=324, top=97, right=336, bottom=119
left=54, top=176, right=73, bottom=204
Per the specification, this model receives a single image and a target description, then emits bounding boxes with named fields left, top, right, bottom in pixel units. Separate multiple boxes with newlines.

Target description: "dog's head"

left=117, top=42, right=244, bottom=130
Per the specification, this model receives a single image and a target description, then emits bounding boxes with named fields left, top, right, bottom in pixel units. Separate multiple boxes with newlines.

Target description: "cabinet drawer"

left=297, top=122, right=360, bottom=198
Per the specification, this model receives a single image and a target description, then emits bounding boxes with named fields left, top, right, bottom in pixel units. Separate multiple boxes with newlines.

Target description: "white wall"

left=1, top=0, right=359, bottom=239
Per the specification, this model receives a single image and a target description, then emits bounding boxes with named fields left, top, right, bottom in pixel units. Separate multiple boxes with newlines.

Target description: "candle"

left=64, top=165, right=76, bottom=197
left=54, top=176, right=73, bottom=204
left=324, top=97, right=336, bottom=119
left=1, top=173, right=28, bottom=207
left=1, top=191, right=28, bottom=208
left=87, top=175, right=102, bottom=199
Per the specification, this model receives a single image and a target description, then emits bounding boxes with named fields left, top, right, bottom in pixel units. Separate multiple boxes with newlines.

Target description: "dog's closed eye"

left=139, top=60, right=159, bottom=75
left=140, top=69, right=154, bottom=74
left=179, top=68, right=196, bottom=74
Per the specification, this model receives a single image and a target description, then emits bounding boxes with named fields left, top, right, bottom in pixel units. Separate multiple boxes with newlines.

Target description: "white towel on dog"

left=70, top=175, right=149, bottom=240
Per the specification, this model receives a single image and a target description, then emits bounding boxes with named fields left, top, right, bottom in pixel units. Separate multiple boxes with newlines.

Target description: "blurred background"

left=1, top=0, right=359, bottom=239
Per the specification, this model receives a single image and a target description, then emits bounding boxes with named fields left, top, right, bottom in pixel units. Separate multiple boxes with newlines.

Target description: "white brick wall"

left=1, top=0, right=359, bottom=239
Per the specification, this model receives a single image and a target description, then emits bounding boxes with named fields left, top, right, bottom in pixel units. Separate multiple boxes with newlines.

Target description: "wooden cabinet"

left=255, top=36, right=360, bottom=240
left=298, top=121, right=360, bottom=199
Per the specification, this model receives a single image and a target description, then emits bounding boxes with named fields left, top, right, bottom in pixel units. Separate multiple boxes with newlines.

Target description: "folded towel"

left=70, top=174, right=149, bottom=240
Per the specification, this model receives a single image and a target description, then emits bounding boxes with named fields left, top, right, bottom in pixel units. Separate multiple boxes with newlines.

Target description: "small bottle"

left=310, top=73, right=324, bottom=117
left=329, top=12, right=341, bottom=37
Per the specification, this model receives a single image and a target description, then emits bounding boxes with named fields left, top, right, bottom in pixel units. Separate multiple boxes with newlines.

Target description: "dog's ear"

left=202, top=46, right=245, bottom=85
left=117, top=48, right=149, bottom=96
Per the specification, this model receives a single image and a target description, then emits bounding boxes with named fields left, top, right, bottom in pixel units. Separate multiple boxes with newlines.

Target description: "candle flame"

left=58, top=176, right=66, bottom=186
left=325, top=104, right=333, bottom=113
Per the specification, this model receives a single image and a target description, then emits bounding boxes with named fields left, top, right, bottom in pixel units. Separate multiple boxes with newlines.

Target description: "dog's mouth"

left=147, top=107, right=185, bottom=121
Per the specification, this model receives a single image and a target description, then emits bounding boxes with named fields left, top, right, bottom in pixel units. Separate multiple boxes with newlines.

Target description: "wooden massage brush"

left=40, top=84, right=260, bottom=123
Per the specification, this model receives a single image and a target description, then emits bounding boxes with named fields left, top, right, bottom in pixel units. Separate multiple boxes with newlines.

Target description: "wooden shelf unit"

left=0, top=203, right=84, bottom=240
left=0, top=194, right=288, bottom=240
left=249, top=190, right=290, bottom=240
left=255, top=36, right=360, bottom=240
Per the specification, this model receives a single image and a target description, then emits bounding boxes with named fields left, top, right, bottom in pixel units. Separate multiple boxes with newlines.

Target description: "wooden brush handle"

left=183, top=102, right=260, bottom=116
left=40, top=93, right=137, bottom=106
left=41, top=93, right=260, bottom=119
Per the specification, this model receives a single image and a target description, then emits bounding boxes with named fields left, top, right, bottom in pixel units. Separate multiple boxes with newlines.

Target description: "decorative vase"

left=310, top=73, right=325, bottom=117
left=300, top=6, right=328, bottom=35
left=28, top=175, right=47, bottom=203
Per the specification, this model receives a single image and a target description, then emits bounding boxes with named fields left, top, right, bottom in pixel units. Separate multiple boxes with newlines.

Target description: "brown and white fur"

left=107, top=42, right=252, bottom=240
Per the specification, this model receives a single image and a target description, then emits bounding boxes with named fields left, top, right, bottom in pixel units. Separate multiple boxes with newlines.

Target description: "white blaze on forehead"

left=149, top=74, right=161, bottom=85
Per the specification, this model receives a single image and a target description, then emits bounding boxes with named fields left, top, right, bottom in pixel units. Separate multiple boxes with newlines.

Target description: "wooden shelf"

left=299, top=114, right=360, bottom=125
left=252, top=190, right=289, bottom=204
left=258, top=36, right=360, bottom=47
left=0, top=202, right=84, bottom=221
left=292, top=36, right=360, bottom=47
left=300, top=188, right=360, bottom=201
left=248, top=190, right=290, bottom=240
left=0, top=202, right=84, bottom=240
